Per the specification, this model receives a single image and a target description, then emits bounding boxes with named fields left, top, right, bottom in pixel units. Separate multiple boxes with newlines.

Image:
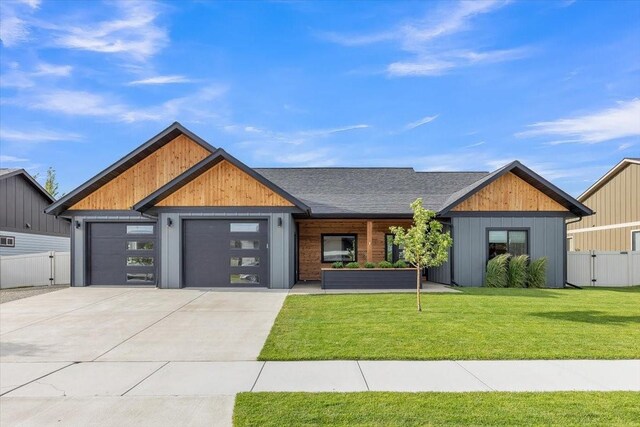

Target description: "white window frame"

left=631, top=230, right=640, bottom=252
left=0, top=236, right=15, bottom=247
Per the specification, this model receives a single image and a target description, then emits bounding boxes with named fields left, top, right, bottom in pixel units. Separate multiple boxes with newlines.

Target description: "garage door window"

left=127, top=241, right=154, bottom=250
left=127, top=273, right=154, bottom=282
left=230, top=274, right=259, bottom=284
left=127, top=225, right=154, bottom=234
left=230, top=223, right=260, bottom=232
left=231, top=240, right=260, bottom=249
left=127, top=256, right=154, bottom=266
left=231, top=256, right=259, bottom=267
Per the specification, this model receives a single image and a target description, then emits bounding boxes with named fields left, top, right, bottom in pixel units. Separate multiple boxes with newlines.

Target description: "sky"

left=0, top=0, right=639, bottom=197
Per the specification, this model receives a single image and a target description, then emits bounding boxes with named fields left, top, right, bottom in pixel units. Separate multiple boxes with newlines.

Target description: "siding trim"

left=567, top=221, right=640, bottom=234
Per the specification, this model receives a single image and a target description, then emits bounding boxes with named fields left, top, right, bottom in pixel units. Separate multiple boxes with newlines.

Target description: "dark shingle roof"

left=0, top=168, right=21, bottom=178
left=254, top=167, right=489, bottom=215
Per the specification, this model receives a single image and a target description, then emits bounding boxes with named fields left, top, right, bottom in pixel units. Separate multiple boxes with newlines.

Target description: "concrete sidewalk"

left=2, top=360, right=638, bottom=397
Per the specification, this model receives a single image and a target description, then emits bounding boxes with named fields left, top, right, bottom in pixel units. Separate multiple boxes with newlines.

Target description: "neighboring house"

left=45, top=123, right=591, bottom=289
left=567, top=158, right=640, bottom=252
left=0, top=168, right=70, bottom=256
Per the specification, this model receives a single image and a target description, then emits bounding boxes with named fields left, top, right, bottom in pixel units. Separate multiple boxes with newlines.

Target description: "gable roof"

left=438, top=161, right=593, bottom=217
left=0, top=168, right=56, bottom=204
left=577, top=158, right=640, bottom=202
left=133, top=149, right=310, bottom=213
left=45, top=122, right=215, bottom=216
left=255, top=167, right=489, bottom=216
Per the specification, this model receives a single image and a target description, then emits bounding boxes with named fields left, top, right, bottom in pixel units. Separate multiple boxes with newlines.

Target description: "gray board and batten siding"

left=0, top=170, right=70, bottom=237
left=452, top=216, right=566, bottom=288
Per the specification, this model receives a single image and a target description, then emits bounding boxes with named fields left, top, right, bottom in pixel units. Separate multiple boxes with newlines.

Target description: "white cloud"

left=0, top=128, right=83, bottom=142
left=32, top=62, right=73, bottom=76
left=128, top=75, right=192, bottom=85
left=0, top=155, right=29, bottom=163
left=618, top=143, right=634, bottom=151
left=323, top=0, right=524, bottom=77
left=0, top=61, right=72, bottom=88
left=517, top=99, right=640, bottom=144
left=51, top=1, right=168, bottom=60
left=405, top=114, right=439, bottom=130
left=17, top=0, right=40, bottom=9
left=464, top=141, right=486, bottom=148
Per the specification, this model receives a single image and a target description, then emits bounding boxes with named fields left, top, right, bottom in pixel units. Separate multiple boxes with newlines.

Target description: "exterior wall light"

left=75, top=221, right=81, bottom=229
left=167, top=217, right=173, bottom=227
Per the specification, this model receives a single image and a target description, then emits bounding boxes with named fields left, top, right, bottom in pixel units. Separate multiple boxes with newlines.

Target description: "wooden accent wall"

left=70, top=135, right=210, bottom=210
left=567, top=163, right=639, bottom=251
left=452, top=172, right=567, bottom=212
left=297, top=219, right=412, bottom=281
left=156, top=160, right=294, bottom=207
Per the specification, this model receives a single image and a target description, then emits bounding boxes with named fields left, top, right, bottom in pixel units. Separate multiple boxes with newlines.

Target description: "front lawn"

left=234, top=392, right=640, bottom=426
left=259, top=287, right=640, bottom=360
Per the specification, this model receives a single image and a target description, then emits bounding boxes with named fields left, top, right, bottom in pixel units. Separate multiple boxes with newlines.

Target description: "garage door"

left=183, top=219, right=269, bottom=287
left=88, top=222, right=157, bottom=286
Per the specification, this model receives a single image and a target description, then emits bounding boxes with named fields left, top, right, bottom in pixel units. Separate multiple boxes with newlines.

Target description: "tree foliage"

left=390, top=198, right=453, bottom=311
left=44, top=167, right=59, bottom=198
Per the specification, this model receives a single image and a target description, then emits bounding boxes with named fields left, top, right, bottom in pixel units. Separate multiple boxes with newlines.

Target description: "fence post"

left=49, top=251, right=55, bottom=286
left=590, top=250, right=596, bottom=287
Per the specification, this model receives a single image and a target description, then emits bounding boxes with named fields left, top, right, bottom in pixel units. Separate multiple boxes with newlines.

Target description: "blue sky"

left=0, top=0, right=638, bottom=196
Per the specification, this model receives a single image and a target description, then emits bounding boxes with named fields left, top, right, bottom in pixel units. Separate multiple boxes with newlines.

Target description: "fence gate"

left=567, top=251, right=640, bottom=287
left=0, top=251, right=71, bottom=289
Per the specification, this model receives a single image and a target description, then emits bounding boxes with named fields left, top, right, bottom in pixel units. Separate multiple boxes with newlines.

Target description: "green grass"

left=234, top=392, right=640, bottom=426
left=259, top=287, right=640, bottom=360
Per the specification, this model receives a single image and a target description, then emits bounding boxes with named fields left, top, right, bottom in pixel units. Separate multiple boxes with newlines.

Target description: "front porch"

left=290, top=281, right=459, bottom=294
left=295, top=218, right=413, bottom=281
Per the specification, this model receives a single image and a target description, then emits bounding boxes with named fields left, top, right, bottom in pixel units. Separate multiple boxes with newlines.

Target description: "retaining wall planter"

left=321, top=268, right=419, bottom=289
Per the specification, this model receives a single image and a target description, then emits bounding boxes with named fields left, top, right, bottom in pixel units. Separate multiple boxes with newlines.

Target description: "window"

left=230, top=274, right=259, bottom=284
left=385, top=234, right=405, bottom=263
left=231, top=256, right=259, bottom=267
left=321, top=234, right=357, bottom=263
left=230, top=223, right=259, bottom=232
left=632, top=231, right=640, bottom=251
left=126, top=225, right=154, bottom=235
left=488, top=229, right=528, bottom=259
left=127, top=241, right=154, bottom=250
left=127, top=257, right=154, bottom=266
left=566, top=236, right=574, bottom=252
left=127, top=273, right=154, bottom=282
left=230, top=240, right=260, bottom=249
left=0, top=236, right=15, bottom=247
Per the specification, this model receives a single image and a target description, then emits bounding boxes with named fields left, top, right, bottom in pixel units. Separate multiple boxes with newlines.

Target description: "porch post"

left=366, top=220, right=373, bottom=262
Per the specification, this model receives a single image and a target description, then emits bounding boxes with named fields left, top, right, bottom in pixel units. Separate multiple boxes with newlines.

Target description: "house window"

left=385, top=234, right=405, bottom=263
left=321, top=234, right=357, bottom=263
left=632, top=231, right=640, bottom=251
left=230, top=223, right=259, bottom=232
left=488, top=229, right=528, bottom=259
left=0, top=236, right=15, bottom=247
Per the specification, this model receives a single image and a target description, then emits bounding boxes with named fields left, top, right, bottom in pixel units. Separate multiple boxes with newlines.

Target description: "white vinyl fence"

left=567, top=251, right=640, bottom=287
left=0, top=251, right=70, bottom=289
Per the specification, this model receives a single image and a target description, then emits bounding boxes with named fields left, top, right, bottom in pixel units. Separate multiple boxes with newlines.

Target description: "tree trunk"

left=416, top=264, right=422, bottom=312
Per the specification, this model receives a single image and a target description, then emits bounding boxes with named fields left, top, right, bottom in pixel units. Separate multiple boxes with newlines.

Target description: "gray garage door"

left=183, top=219, right=269, bottom=287
left=88, top=222, right=157, bottom=286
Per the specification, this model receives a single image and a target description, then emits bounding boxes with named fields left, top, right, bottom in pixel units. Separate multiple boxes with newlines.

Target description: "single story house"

left=566, top=158, right=639, bottom=252
left=1, top=168, right=70, bottom=256
left=45, top=123, right=592, bottom=289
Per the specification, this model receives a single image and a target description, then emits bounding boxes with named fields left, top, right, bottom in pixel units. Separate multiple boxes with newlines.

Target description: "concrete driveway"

left=0, top=287, right=286, bottom=426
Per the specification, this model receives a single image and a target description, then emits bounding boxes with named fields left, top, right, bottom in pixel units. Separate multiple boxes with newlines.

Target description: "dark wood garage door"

left=182, top=219, right=269, bottom=287
left=88, top=222, right=157, bottom=286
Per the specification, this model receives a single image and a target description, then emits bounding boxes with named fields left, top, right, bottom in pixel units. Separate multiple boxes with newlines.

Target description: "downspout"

left=439, top=218, right=457, bottom=286
left=564, top=213, right=588, bottom=289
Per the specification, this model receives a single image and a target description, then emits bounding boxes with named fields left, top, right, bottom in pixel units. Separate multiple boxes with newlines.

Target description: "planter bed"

left=321, top=268, right=418, bottom=290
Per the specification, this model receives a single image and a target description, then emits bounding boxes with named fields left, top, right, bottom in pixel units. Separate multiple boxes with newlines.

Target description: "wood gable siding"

left=452, top=172, right=567, bottom=212
left=567, top=162, right=639, bottom=251
left=70, top=135, right=210, bottom=210
left=156, top=160, right=294, bottom=207
left=297, top=219, right=412, bottom=281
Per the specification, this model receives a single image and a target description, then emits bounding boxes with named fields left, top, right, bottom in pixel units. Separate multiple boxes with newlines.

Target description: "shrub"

left=508, top=255, right=529, bottom=288
left=527, top=257, right=548, bottom=288
left=345, top=262, right=361, bottom=269
left=377, top=261, right=393, bottom=268
left=393, top=260, right=408, bottom=268
left=331, top=261, right=344, bottom=269
left=484, top=254, right=509, bottom=288
left=364, top=262, right=376, bottom=268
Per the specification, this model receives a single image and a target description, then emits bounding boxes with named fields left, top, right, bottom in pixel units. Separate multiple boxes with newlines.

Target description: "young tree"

left=390, top=198, right=453, bottom=311
left=44, top=167, right=59, bottom=198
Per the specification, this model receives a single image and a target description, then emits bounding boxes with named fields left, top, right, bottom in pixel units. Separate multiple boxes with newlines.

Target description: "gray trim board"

left=46, top=122, right=216, bottom=216
left=148, top=206, right=303, bottom=214
left=61, top=210, right=149, bottom=218
left=446, top=211, right=575, bottom=218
